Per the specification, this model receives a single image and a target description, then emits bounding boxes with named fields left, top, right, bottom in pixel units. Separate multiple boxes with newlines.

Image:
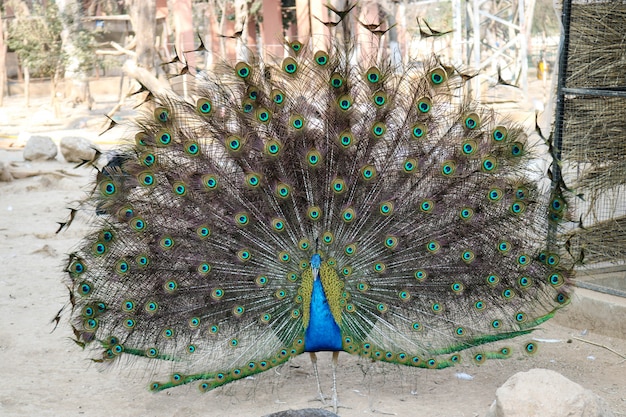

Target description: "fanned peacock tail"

left=63, top=19, right=573, bottom=395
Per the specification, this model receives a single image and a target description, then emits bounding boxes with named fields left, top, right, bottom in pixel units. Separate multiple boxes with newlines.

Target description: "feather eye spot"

left=275, top=183, right=291, bottom=198
left=403, top=158, right=418, bottom=174
left=492, top=126, right=508, bottom=141
left=510, top=142, right=523, bottom=156
left=464, top=113, right=480, bottom=129
left=451, top=282, right=465, bottom=293
left=411, top=123, right=427, bottom=139
left=372, top=90, right=387, bottom=107
left=202, top=174, right=218, bottom=190
left=272, top=90, right=285, bottom=105
left=426, top=240, right=440, bottom=253
left=256, top=108, right=271, bottom=123
left=371, top=122, right=386, bottom=137
left=78, top=282, right=92, bottom=296
left=197, top=261, right=210, bottom=274
left=379, top=201, right=394, bottom=216
left=196, top=98, right=212, bottom=114
left=154, top=107, right=169, bottom=123
left=260, top=313, right=271, bottom=324
left=235, top=62, right=251, bottom=78
left=431, top=303, right=443, bottom=313
left=100, top=180, right=117, bottom=196
left=518, top=276, right=532, bottom=288
left=160, top=237, right=174, bottom=249
left=211, top=288, right=224, bottom=300
left=278, top=251, right=290, bottom=263
left=290, top=115, right=304, bottom=129
left=361, top=165, right=376, bottom=180
left=486, top=274, right=500, bottom=287
left=341, top=207, right=356, bottom=223
left=344, top=243, right=357, bottom=256
left=173, top=182, right=187, bottom=196
left=420, top=199, right=434, bottom=212
left=474, top=300, right=485, bottom=310
left=196, top=226, right=210, bottom=239
left=482, top=156, right=497, bottom=172
left=384, top=236, right=398, bottom=249
left=414, top=269, right=427, bottom=281
left=510, top=201, right=526, bottom=214
left=462, top=140, right=477, bottom=155
left=331, top=178, right=346, bottom=193
left=233, top=305, right=245, bottom=317
left=307, top=206, right=321, bottom=221
left=158, top=131, right=172, bottom=146
left=282, top=57, right=298, bottom=74
left=164, top=280, right=178, bottom=293
left=461, top=250, right=475, bottom=263
left=255, top=275, right=269, bottom=287
left=322, top=231, right=334, bottom=244
left=227, top=135, right=243, bottom=152
left=130, top=217, right=146, bottom=231
left=338, top=95, right=353, bottom=111
left=330, top=73, right=344, bottom=88
left=366, top=67, right=381, bottom=83
left=185, top=142, right=200, bottom=156
left=459, top=207, right=474, bottom=220
left=272, top=218, right=286, bottom=232
left=306, top=149, right=322, bottom=167
left=314, top=50, right=329, bottom=66
left=429, top=68, right=447, bottom=85
left=235, top=212, right=249, bottom=226
left=441, top=161, right=456, bottom=176
left=417, top=97, right=432, bottom=113
left=93, top=242, right=107, bottom=256
left=238, top=249, right=251, bottom=262
left=488, top=188, right=503, bottom=201
left=549, top=273, right=564, bottom=287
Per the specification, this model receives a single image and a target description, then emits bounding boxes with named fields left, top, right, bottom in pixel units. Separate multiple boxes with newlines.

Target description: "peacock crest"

left=61, top=4, right=573, bottom=411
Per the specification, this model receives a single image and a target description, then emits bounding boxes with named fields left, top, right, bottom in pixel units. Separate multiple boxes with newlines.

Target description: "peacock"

left=61, top=5, right=573, bottom=413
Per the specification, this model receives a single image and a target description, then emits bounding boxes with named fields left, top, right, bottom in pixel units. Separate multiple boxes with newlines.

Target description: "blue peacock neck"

left=303, top=254, right=343, bottom=352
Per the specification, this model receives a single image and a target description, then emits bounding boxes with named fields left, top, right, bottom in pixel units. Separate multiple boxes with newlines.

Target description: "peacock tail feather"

left=63, top=27, right=573, bottom=394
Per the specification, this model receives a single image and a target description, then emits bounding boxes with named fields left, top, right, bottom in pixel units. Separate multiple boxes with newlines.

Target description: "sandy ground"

left=1, top=80, right=625, bottom=417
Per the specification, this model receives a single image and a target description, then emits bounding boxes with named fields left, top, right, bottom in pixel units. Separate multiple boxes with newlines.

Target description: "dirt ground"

left=0, top=76, right=625, bottom=417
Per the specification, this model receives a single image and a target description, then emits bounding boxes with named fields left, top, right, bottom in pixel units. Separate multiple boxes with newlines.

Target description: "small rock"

left=23, top=135, right=57, bottom=161
left=485, top=368, right=614, bottom=417
left=0, top=161, right=13, bottom=182
left=60, top=136, right=96, bottom=163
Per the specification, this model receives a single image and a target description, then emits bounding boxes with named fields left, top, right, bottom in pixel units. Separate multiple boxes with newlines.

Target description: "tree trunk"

left=57, top=0, right=94, bottom=109
left=0, top=14, right=7, bottom=106
left=24, top=66, right=30, bottom=107
left=128, top=0, right=157, bottom=73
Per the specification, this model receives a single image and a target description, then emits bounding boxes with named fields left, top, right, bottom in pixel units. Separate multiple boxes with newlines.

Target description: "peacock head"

left=310, top=253, right=322, bottom=269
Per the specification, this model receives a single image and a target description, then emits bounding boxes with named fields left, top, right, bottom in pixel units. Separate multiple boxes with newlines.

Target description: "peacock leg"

left=331, top=351, right=339, bottom=413
left=309, top=352, right=328, bottom=404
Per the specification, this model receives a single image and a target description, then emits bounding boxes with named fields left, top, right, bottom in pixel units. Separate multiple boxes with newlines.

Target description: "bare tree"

left=127, top=0, right=157, bottom=72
